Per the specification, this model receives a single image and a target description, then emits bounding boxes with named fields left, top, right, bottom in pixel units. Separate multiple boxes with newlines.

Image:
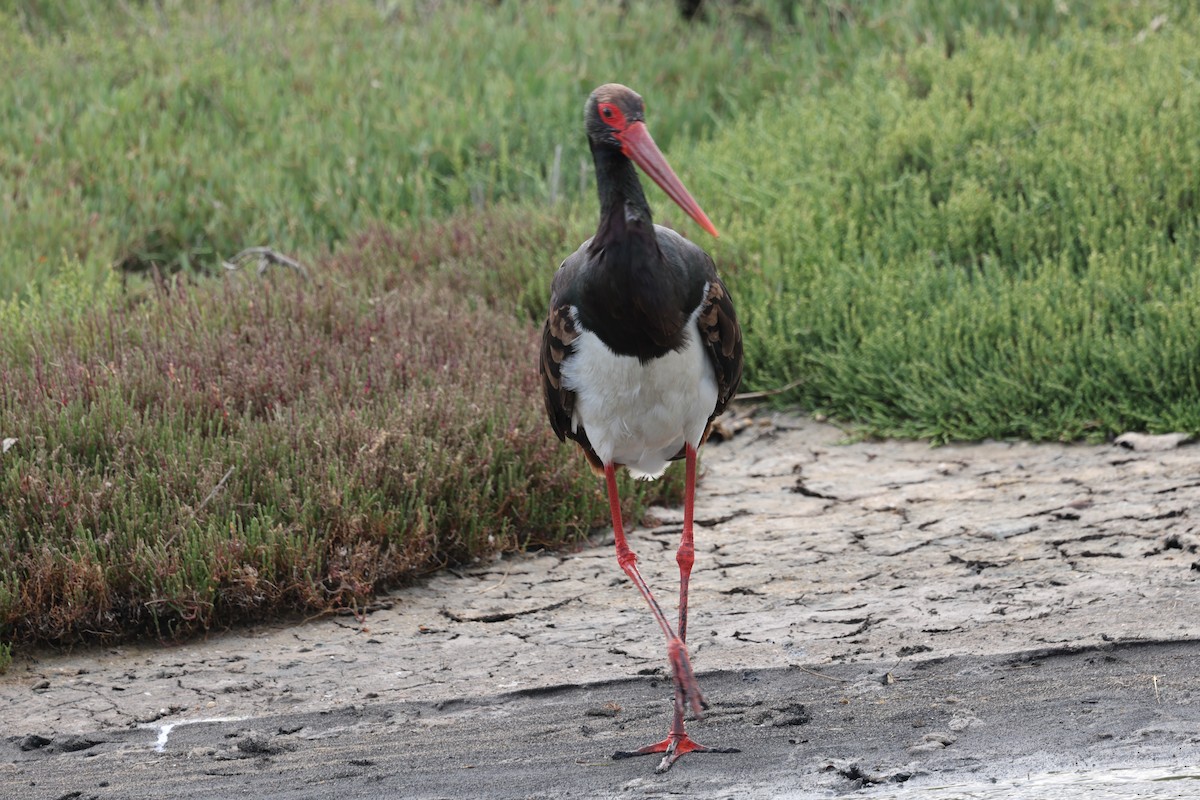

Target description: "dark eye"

left=597, top=102, right=626, bottom=130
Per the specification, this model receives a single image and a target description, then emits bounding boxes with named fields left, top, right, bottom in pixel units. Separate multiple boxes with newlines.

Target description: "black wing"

left=697, top=276, right=743, bottom=426
left=539, top=300, right=578, bottom=445
left=660, top=228, right=743, bottom=426
left=538, top=253, right=605, bottom=473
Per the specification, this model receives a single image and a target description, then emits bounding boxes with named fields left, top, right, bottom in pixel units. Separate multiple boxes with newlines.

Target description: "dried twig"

left=196, top=466, right=236, bottom=515
left=160, top=466, right=236, bottom=551
left=733, top=378, right=804, bottom=402
left=222, top=247, right=311, bottom=280
left=796, top=666, right=854, bottom=686
left=469, top=561, right=515, bottom=595
left=549, top=143, right=563, bottom=204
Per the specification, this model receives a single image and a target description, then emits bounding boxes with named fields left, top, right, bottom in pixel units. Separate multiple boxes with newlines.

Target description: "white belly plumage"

left=560, top=307, right=718, bottom=480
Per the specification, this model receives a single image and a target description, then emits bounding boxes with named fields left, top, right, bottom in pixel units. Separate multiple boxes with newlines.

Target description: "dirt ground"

left=3, top=413, right=1199, bottom=799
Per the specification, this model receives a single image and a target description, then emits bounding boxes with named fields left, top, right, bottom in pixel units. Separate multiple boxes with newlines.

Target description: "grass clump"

left=2, top=0, right=1147, bottom=303
left=0, top=209, right=678, bottom=647
left=694, top=12, right=1200, bottom=440
left=0, top=0, right=792, bottom=301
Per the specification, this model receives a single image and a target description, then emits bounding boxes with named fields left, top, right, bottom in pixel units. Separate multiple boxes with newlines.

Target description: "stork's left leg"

left=613, top=444, right=739, bottom=772
left=677, top=442, right=698, bottom=644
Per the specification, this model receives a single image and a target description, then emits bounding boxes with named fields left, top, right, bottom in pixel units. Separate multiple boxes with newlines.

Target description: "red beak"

left=617, top=121, right=719, bottom=238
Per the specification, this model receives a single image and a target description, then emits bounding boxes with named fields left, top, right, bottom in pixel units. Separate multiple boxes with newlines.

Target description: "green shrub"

left=0, top=0, right=792, bottom=300
left=0, top=212, right=679, bottom=646
left=694, top=17, right=1199, bottom=440
left=3, top=0, right=1157, bottom=302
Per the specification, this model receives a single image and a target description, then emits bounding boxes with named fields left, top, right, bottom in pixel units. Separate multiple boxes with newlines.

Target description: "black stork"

left=539, top=84, right=743, bottom=772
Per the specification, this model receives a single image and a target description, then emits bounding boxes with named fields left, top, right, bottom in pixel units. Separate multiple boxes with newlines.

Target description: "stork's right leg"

left=607, top=456, right=738, bottom=772
left=603, top=464, right=703, bottom=719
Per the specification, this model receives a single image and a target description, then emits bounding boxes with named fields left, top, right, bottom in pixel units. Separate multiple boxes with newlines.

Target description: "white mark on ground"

left=141, top=716, right=246, bottom=753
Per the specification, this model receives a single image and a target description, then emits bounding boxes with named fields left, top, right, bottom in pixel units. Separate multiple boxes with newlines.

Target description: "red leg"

left=608, top=451, right=739, bottom=772
left=604, top=464, right=702, bottom=717
left=677, top=443, right=697, bottom=644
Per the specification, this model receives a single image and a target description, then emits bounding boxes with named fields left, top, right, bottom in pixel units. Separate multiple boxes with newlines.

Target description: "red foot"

left=613, top=733, right=740, bottom=773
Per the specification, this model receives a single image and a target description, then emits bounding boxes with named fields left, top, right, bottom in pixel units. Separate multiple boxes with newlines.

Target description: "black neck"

left=590, top=143, right=653, bottom=242
left=577, top=143, right=692, bottom=362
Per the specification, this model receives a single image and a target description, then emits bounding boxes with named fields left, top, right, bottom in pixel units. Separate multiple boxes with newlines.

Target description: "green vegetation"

left=1, top=0, right=1196, bottom=655
left=1, top=0, right=791, bottom=301
left=699, top=14, right=1200, bottom=440
left=0, top=0, right=1150, bottom=300
left=0, top=211, right=679, bottom=645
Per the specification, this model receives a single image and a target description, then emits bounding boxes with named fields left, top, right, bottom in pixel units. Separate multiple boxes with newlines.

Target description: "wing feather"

left=539, top=303, right=578, bottom=444
left=697, top=276, right=743, bottom=423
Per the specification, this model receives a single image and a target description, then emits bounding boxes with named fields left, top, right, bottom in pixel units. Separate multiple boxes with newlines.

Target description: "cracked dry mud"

left=3, top=413, right=1199, bottom=799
